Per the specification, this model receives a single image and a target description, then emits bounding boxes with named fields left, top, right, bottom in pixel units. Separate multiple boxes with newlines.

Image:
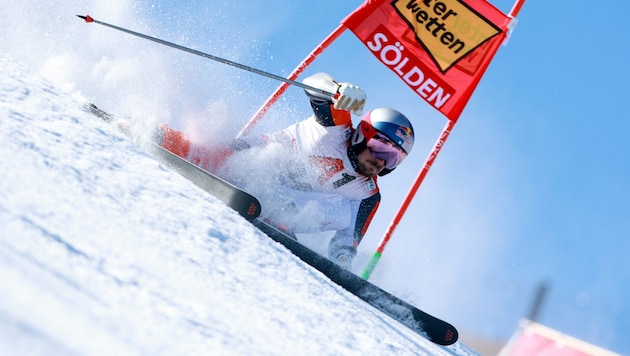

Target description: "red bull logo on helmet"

left=395, top=126, right=413, bottom=151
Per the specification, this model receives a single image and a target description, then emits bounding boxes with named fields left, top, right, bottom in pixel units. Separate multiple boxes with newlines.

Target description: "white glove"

left=328, top=246, right=354, bottom=270
left=333, top=252, right=352, bottom=270
left=333, top=83, right=366, bottom=116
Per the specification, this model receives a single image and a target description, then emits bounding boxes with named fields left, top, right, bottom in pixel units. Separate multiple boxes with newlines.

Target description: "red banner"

left=342, top=0, right=511, bottom=121
left=502, top=321, right=618, bottom=356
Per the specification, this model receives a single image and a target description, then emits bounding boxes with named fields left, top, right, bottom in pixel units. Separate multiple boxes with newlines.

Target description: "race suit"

left=159, top=73, right=380, bottom=262
left=245, top=86, right=381, bottom=259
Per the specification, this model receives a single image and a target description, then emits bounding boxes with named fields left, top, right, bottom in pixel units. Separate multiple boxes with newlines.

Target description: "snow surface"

left=0, top=52, right=479, bottom=355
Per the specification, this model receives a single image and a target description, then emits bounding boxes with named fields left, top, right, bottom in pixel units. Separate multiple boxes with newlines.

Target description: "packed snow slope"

left=0, top=53, right=478, bottom=355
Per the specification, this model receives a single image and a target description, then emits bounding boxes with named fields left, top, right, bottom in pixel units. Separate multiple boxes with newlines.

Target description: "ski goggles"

left=367, top=134, right=407, bottom=170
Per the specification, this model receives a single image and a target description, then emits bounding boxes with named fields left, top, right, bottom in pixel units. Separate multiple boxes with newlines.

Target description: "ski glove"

left=332, top=251, right=352, bottom=270
left=329, top=244, right=355, bottom=270
left=333, top=82, right=366, bottom=116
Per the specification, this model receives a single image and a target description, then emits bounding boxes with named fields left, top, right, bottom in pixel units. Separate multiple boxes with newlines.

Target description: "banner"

left=500, top=321, right=620, bottom=356
left=342, top=0, right=511, bottom=121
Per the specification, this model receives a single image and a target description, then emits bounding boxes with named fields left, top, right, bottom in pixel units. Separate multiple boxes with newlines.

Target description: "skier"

left=157, top=73, right=415, bottom=269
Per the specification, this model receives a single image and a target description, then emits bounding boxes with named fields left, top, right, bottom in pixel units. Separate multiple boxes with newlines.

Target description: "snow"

left=0, top=52, right=478, bottom=355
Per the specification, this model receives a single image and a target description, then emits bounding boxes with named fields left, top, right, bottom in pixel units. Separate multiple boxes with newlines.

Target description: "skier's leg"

left=158, top=124, right=191, bottom=158
left=158, top=124, right=233, bottom=173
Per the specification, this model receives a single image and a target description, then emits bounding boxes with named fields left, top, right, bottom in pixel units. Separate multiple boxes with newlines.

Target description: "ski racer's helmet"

left=348, top=108, right=414, bottom=176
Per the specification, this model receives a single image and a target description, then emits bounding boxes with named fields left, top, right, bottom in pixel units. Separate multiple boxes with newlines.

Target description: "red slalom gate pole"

left=361, top=119, right=456, bottom=279
left=509, top=0, right=526, bottom=18
left=361, top=0, right=526, bottom=280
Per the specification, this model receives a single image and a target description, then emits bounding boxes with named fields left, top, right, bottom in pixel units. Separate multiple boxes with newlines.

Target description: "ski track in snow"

left=0, top=52, right=478, bottom=355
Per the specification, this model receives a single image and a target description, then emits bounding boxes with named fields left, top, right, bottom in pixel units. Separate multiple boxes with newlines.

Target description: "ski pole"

left=76, top=15, right=335, bottom=97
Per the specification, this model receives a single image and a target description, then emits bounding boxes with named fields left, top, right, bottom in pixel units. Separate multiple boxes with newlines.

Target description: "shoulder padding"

left=303, top=72, right=338, bottom=100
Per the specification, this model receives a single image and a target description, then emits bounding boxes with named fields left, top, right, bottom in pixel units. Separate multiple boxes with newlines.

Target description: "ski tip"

left=437, top=326, right=459, bottom=346
left=76, top=14, right=94, bottom=23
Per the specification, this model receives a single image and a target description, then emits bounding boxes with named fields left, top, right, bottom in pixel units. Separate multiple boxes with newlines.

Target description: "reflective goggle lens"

left=367, top=134, right=407, bottom=169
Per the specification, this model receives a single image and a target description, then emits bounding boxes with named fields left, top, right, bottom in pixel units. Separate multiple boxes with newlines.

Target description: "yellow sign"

left=392, top=0, right=502, bottom=72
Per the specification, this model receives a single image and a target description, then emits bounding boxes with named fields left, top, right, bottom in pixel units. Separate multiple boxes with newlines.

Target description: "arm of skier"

left=328, top=193, right=380, bottom=267
left=303, top=73, right=366, bottom=127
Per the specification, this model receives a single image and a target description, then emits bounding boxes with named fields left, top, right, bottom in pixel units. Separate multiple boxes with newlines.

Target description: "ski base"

left=148, top=142, right=261, bottom=220
left=84, top=103, right=261, bottom=221
left=253, top=219, right=459, bottom=346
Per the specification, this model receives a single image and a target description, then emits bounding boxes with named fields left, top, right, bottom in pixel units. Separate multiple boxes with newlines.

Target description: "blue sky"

left=2, top=0, right=629, bottom=353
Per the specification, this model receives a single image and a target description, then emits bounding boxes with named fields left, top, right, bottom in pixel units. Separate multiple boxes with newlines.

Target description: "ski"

left=147, top=143, right=261, bottom=220
left=252, top=219, right=459, bottom=346
left=84, top=103, right=458, bottom=345
left=84, top=103, right=261, bottom=221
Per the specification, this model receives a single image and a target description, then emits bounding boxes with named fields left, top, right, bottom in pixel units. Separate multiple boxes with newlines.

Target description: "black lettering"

left=333, top=173, right=356, bottom=189
left=401, top=0, right=467, bottom=55
left=434, top=2, right=446, bottom=16
left=407, top=0, right=421, bottom=12
left=429, top=18, right=448, bottom=36
left=442, top=9, right=457, bottom=20
left=415, top=9, right=428, bottom=24
left=440, top=32, right=454, bottom=45
left=449, top=39, right=465, bottom=53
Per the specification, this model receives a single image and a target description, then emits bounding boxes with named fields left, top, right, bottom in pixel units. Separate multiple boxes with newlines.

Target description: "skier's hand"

left=333, top=83, right=366, bottom=116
